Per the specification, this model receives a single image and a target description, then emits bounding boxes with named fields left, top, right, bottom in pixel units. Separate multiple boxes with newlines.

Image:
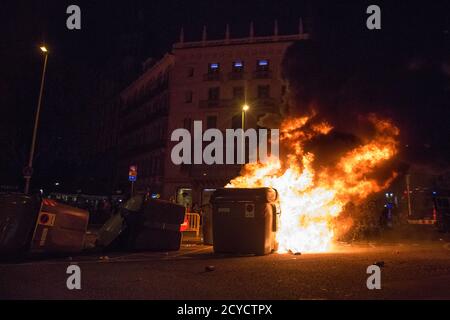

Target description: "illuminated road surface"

left=1, top=238, right=450, bottom=299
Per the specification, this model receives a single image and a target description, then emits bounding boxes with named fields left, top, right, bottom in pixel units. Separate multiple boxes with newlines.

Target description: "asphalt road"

left=1, top=236, right=450, bottom=300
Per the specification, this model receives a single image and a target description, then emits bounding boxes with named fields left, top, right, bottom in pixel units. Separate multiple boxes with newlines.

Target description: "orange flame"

left=226, top=114, right=399, bottom=253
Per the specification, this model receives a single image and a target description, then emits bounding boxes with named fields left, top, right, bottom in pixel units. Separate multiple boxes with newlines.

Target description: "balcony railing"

left=252, top=70, right=272, bottom=79
left=251, top=97, right=276, bottom=107
left=228, top=72, right=244, bottom=80
left=198, top=99, right=231, bottom=109
left=203, top=73, right=222, bottom=81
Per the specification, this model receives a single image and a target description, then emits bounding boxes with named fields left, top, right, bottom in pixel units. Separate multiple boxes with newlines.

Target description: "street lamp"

left=242, top=104, right=249, bottom=130
left=241, top=104, right=250, bottom=163
left=24, top=45, right=49, bottom=194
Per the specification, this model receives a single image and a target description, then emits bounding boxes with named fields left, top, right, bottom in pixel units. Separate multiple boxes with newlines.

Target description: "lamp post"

left=242, top=104, right=249, bottom=130
left=24, top=46, right=49, bottom=194
left=241, top=104, right=249, bottom=163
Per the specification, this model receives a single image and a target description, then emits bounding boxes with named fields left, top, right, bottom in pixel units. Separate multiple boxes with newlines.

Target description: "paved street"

left=1, top=234, right=450, bottom=299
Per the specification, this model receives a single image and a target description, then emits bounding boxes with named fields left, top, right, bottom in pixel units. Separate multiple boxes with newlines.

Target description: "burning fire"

left=226, top=114, right=399, bottom=253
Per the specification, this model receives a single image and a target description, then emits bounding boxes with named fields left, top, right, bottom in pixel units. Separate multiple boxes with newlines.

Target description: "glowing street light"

left=24, top=45, right=49, bottom=194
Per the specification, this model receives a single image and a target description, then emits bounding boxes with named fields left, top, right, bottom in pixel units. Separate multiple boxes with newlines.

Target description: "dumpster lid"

left=211, top=187, right=278, bottom=203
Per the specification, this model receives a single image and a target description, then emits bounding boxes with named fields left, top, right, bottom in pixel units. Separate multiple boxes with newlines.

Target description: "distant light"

left=234, top=61, right=243, bottom=68
left=54, top=182, right=60, bottom=186
left=242, top=104, right=250, bottom=111
left=39, top=189, right=44, bottom=194
left=432, top=191, right=437, bottom=195
left=40, top=46, right=48, bottom=53
left=390, top=193, right=394, bottom=197
left=210, top=63, right=219, bottom=69
left=258, top=59, right=268, bottom=66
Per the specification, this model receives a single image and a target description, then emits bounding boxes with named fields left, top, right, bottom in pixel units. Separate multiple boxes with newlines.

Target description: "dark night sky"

left=1, top=0, right=449, bottom=192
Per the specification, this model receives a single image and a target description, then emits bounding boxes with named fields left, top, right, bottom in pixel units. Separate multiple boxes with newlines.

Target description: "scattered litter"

left=205, top=265, right=215, bottom=272
left=374, top=261, right=385, bottom=267
left=294, top=252, right=302, bottom=256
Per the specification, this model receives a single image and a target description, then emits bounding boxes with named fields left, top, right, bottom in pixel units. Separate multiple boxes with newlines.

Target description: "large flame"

left=226, top=114, right=399, bottom=253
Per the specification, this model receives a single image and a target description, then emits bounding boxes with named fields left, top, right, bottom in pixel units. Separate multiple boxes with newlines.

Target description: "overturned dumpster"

left=0, top=193, right=41, bottom=255
left=211, top=187, right=280, bottom=255
left=97, top=195, right=185, bottom=252
left=31, top=199, right=89, bottom=253
left=0, top=194, right=89, bottom=256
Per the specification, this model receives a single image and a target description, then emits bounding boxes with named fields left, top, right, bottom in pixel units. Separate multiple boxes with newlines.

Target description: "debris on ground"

left=205, top=265, right=215, bottom=272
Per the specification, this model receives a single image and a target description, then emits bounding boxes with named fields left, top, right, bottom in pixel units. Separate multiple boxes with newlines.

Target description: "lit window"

left=208, top=63, right=220, bottom=73
left=234, top=61, right=243, bottom=67
left=257, top=59, right=269, bottom=71
left=233, top=61, right=244, bottom=72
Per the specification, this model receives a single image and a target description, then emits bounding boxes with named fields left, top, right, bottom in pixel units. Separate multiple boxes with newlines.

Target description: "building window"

left=187, top=67, right=194, bottom=77
left=183, top=118, right=192, bottom=131
left=281, top=85, right=287, bottom=96
left=185, top=91, right=193, bottom=103
left=233, top=86, right=244, bottom=100
left=232, top=61, right=244, bottom=73
left=257, top=59, right=269, bottom=71
left=206, top=116, right=217, bottom=129
left=208, top=87, right=220, bottom=101
left=208, top=63, right=220, bottom=73
left=257, top=85, right=270, bottom=98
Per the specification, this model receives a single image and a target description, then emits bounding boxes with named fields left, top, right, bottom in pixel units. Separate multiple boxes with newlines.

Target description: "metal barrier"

left=181, top=213, right=201, bottom=237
